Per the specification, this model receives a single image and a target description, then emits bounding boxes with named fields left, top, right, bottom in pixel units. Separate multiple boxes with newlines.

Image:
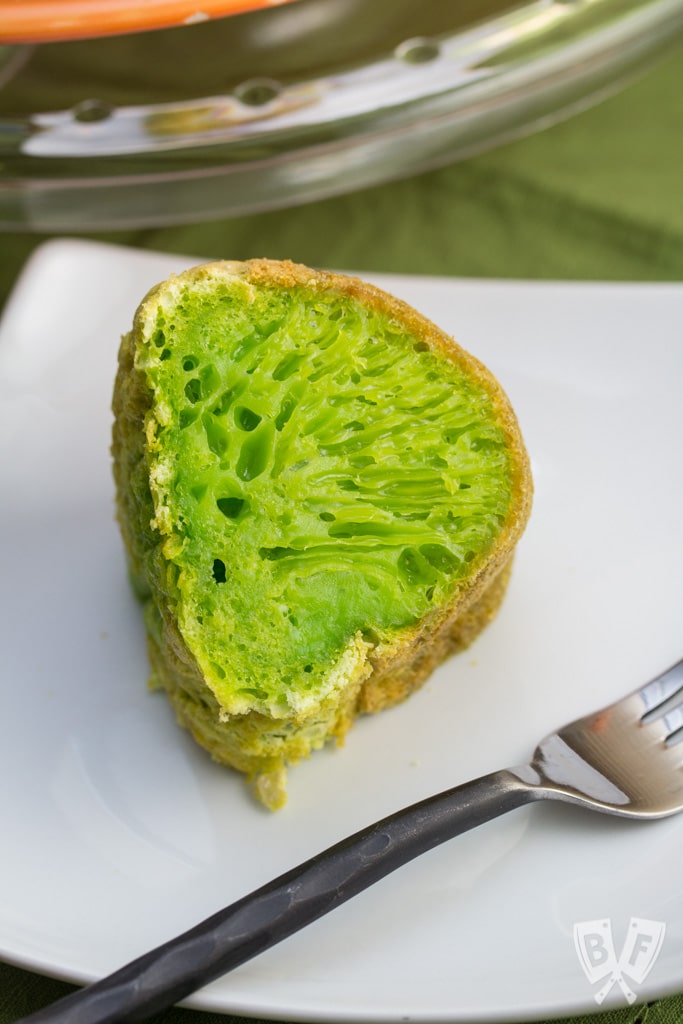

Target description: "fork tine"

left=664, top=716, right=683, bottom=747
left=639, top=657, right=683, bottom=722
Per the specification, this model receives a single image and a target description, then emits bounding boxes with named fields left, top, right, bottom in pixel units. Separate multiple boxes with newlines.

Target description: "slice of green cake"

left=112, top=259, right=532, bottom=809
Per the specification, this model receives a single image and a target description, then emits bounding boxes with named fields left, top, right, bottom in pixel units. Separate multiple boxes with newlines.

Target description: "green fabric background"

left=1, top=35, right=682, bottom=1024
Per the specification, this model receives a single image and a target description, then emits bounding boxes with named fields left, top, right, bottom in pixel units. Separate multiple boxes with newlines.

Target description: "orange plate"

left=0, top=0, right=299, bottom=44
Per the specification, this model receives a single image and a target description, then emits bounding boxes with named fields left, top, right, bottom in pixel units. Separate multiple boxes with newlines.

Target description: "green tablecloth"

left=1, top=39, right=682, bottom=1024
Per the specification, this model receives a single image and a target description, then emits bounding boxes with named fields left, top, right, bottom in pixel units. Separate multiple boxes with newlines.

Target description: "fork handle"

left=17, top=769, right=533, bottom=1024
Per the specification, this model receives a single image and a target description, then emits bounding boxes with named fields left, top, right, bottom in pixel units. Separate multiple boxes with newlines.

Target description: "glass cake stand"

left=1, top=0, right=682, bottom=231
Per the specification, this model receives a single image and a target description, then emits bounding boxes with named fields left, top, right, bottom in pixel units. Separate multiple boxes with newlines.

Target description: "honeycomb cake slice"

left=112, top=260, right=532, bottom=809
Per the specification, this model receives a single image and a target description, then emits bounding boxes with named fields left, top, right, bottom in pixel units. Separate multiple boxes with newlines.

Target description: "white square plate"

left=1, top=239, right=682, bottom=1021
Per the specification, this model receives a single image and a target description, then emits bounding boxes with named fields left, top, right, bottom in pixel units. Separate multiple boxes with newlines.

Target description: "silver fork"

left=19, top=656, right=683, bottom=1024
